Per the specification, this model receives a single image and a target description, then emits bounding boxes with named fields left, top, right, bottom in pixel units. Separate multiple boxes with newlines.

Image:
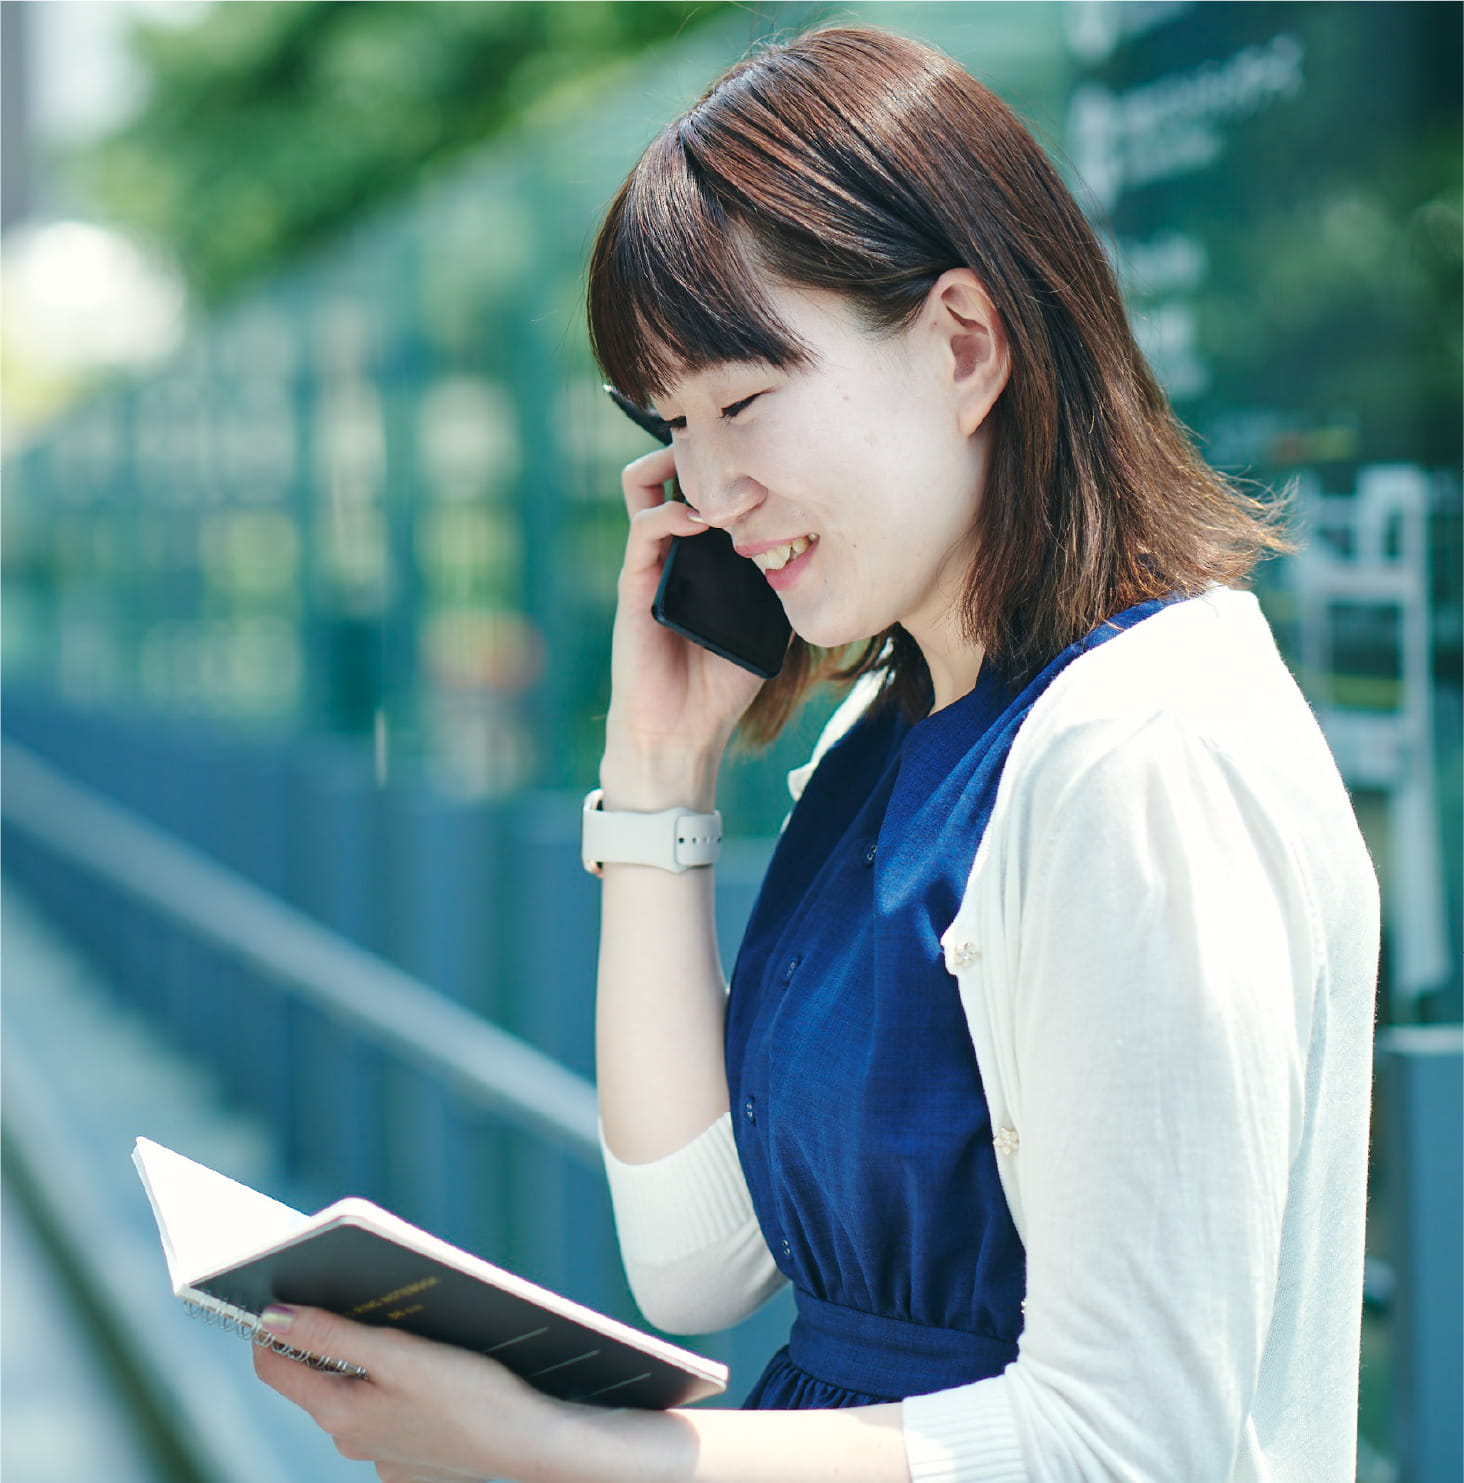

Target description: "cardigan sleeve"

left=904, top=713, right=1317, bottom=1482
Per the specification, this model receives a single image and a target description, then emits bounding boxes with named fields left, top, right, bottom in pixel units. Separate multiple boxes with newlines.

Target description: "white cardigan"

left=602, top=588, right=1379, bottom=1482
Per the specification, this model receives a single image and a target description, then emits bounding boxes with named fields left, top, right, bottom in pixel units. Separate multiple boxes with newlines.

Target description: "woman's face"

left=651, top=279, right=994, bottom=658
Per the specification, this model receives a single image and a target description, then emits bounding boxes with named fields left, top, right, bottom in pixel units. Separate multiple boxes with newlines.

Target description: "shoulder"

left=991, top=588, right=1374, bottom=917
left=1006, top=587, right=1334, bottom=796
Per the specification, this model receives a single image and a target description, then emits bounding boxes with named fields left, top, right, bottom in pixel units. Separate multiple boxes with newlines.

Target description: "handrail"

left=0, top=741, right=602, bottom=1167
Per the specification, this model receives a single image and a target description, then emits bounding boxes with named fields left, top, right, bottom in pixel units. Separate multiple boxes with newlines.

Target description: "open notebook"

left=133, top=1137, right=727, bottom=1408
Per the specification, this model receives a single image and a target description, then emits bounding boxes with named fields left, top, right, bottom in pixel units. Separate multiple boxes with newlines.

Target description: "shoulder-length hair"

left=587, top=26, right=1288, bottom=743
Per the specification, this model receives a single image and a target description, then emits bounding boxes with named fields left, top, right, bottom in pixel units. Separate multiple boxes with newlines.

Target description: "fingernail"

left=686, top=510, right=706, bottom=524
left=260, top=1306, right=296, bottom=1332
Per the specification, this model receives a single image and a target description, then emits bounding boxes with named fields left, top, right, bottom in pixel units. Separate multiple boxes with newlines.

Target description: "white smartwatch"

left=581, top=788, right=723, bottom=876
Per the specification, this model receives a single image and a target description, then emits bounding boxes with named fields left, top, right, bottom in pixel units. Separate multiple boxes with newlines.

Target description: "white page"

left=133, top=1137, right=308, bottom=1291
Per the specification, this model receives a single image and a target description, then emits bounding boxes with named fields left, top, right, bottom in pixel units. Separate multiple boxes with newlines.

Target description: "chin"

left=781, top=583, right=897, bottom=650
left=788, top=612, right=883, bottom=652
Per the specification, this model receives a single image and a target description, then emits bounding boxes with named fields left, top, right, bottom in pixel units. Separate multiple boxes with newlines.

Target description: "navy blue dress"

left=724, top=600, right=1171, bottom=1408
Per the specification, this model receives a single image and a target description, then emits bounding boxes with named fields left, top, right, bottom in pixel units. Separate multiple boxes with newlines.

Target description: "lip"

left=761, top=536, right=817, bottom=593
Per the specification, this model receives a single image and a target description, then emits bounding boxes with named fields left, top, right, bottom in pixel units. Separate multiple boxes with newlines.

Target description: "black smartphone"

left=605, top=386, right=791, bottom=679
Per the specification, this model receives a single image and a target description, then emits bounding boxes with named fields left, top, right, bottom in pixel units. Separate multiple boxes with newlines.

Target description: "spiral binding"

left=183, top=1298, right=370, bottom=1379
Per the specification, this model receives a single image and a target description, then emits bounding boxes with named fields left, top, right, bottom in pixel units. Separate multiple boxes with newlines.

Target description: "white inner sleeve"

left=601, top=1112, right=784, bottom=1335
left=601, top=1111, right=761, bottom=1267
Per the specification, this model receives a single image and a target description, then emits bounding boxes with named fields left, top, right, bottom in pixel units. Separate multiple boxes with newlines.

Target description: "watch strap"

left=581, top=788, right=722, bottom=876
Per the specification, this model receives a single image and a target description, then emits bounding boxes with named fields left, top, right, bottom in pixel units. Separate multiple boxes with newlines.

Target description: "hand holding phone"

left=606, top=387, right=791, bottom=679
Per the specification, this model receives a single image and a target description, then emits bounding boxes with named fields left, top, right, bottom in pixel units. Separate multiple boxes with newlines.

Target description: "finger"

left=620, top=500, right=709, bottom=584
left=620, top=445, right=678, bottom=517
left=254, top=1338, right=361, bottom=1416
left=254, top=1306, right=377, bottom=1390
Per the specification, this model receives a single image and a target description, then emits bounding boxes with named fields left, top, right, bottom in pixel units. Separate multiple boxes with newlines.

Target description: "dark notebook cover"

left=134, top=1138, right=727, bottom=1409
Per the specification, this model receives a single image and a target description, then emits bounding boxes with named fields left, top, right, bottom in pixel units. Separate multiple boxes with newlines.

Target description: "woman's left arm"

left=253, top=1305, right=910, bottom=1482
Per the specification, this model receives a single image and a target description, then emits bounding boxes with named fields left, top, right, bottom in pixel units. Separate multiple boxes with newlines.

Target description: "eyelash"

left=664, top=393, right=761, bottom=433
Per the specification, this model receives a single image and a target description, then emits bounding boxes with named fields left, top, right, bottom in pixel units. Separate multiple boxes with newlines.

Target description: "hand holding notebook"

left=133, top=1137, right=726, bottom=1408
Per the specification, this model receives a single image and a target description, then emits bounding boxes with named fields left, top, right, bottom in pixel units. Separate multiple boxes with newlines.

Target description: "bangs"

left=588, top=130, right=813, bottom=408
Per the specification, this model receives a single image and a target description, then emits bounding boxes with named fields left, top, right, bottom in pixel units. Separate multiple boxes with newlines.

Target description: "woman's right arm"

left=595, top=823, right=732, bottom=1165
left=594, top=444, right=764, bottom=1165
left=593, top=446, right=785, bottom=1331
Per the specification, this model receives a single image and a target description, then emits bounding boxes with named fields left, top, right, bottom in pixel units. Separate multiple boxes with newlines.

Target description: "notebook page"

left=133, top=1137, right=308, bottom=1291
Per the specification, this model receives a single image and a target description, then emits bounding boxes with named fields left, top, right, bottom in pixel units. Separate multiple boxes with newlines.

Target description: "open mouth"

left=750, top=535, right=816, bottom=573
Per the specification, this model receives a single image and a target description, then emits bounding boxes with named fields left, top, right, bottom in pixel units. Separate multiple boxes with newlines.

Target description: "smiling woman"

left=636, top=277, right=1003, bottom=707
left=587, top=26, right=1290, bottom=735
left=255, top=25, right=1380, bottom=1483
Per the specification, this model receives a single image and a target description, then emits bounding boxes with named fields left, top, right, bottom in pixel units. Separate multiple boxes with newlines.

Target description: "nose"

left=682, top=472, right=765, bottom=531
left=677, top=449, right=765, bottom=531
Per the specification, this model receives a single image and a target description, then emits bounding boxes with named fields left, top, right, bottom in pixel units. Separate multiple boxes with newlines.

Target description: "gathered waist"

left=787, top=1289, right=1018, bottom=1400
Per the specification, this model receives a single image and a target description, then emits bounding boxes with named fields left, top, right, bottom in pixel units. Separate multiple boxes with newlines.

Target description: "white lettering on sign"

left=1067, top=34, right=1306, bottom=211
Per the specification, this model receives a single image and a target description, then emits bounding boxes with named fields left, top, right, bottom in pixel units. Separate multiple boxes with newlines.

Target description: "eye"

left=658, top=391, right=762, bottom=433
left=721, top=393, right=762, bottom=420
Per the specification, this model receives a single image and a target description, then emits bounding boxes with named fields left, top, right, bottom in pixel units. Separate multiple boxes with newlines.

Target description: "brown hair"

left=587, top=27, right=1289, bottom=742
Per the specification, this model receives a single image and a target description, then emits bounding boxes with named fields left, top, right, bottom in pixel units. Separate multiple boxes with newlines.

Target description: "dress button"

left=947, top=939, right=981, bottom=971
left=862, top=841, right=877, bottom=867
left=780, top=1238, right=792, bottom=1257
left=993, top=1124, right=1020, bottom=1156
left=781, top=956, right=800, bottom=984
left=743, top=1097, right=756, bottom=1124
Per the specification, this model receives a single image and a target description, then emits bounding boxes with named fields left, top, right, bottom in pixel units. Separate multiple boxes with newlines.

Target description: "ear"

left=924, top=268, right=1010, bottom=438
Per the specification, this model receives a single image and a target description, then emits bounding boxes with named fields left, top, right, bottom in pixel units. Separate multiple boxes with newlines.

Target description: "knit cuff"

left=903, top=1378, right=1027, bottom=1483
left=600, top=1111, right=757, bottom=1267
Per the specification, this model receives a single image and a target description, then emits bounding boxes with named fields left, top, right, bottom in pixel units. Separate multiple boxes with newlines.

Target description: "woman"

left=256, top=27, right=1379, bottom=1481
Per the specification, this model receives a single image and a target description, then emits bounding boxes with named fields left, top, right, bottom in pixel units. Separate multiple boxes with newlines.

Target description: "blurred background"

left=1, top=3, right=1458, bottom=1481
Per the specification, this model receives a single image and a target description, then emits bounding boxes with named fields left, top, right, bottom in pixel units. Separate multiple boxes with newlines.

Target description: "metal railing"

left=2, top=741, right=601, bottom=1163
left=0, top=712, right=792, bottom=1469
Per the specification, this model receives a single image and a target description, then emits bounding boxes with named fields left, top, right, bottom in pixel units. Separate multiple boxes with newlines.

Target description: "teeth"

left=752, top=535, right=814, bottom=573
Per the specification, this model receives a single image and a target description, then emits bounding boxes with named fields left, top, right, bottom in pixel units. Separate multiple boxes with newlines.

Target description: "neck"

left=907, top=614, right=985, bottom=714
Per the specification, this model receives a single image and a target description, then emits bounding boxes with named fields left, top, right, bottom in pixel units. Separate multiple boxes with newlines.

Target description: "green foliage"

left=74, top=0, right=729, bottom=304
